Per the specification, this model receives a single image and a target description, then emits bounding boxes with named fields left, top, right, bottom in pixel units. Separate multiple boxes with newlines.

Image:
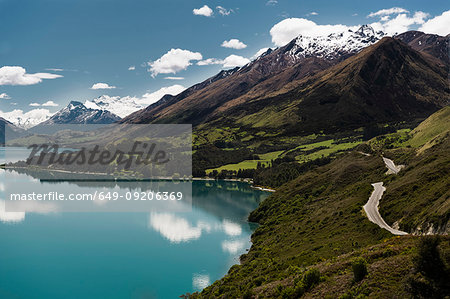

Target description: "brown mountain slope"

left=123, top=35, right=448, bottom=141
left=203, top=37, right=449, bottom=135
left=395, top=31, right=449, bottom=66
left=121, top=33, right=361, bottom=125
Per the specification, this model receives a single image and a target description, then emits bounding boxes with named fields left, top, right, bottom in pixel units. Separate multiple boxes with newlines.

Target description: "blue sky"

left=0, top=0, right=448, bottom=125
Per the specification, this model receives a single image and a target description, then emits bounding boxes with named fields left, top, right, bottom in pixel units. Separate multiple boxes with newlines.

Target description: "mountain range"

left=122, top=25, right=388, bottom=125
left=121, top=28, right=448, bottom=136
left=5, top=26, right=448, bottom=153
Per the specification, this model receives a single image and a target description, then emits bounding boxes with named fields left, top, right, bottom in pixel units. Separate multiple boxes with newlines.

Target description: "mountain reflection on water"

left=0, top=167, right=269, bottom=298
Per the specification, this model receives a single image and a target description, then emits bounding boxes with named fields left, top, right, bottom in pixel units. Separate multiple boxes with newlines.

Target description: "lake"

left=0, top=146, right=37, bottom=165
left=0, top=147, right=268, bottom=298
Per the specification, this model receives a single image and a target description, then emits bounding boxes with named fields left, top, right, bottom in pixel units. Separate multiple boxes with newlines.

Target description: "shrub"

left=352, top=257, right=368, bottom=282
left=242, top=289, right=253, bottom=299
left=302, top=268, right=321, bottom=290
left=293, top=282, right=305, bottom=297
left=280, top=287, right=295, bottom=298
left=407, top=236, right=450, bottom=297
left=253, top=276, right=265, bottom=287
left=415, top=236, right=445, bottom=280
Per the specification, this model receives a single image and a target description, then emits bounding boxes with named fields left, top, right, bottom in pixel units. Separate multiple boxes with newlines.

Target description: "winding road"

left=363, top=182, right=408, bottom=235
left=362, top=156, right=408, bottom=235
left=382, top=157, right=404, bottom=174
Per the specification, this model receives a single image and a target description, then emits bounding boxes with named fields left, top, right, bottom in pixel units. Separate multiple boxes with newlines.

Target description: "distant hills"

left=0, top=117, right=24, bottom=145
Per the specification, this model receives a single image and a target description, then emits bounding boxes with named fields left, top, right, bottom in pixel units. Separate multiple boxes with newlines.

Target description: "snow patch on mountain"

left=85, top=95, right=142, bottom=118
left=287, top=25, right=385, bottom=60
left=85, top=85, right=186, bottom=118
left=0, top=108, right=54, bottom=129
left=39, top=101, right=121, bottom=125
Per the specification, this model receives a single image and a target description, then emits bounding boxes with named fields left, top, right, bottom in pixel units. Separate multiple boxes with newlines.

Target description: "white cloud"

left=164, top=76, right=184, bottom=80
left=198, top=55, right=250, bottom=68
left=251, top=47, right=271, bottom=60
left=193, top=5, right=213, bottom=17
left=90, top=82, right=116, bottom=90
left=419, top=10, right=450, bottom=36
left=270, top=18, right=354, bottom=46
left=223, top=55, right=250, bottom=68
left=45, top=68, right=79, bottom=72
left=0, top=108, right=54, bottom=128
left=140, top=85, right=185, bottom=106
left=365, top=7, right=431, bottom=35
left=370, top=11, right=429, bottom=35
left=84, top=85, right=185, bottom=118
left=266, top=0, right=278, bottom=6
left=0, top=66, right=62, bottom=86
left=221, top=39, right=247, bottom=49
left=216, top=6, right=233, bottom=16
left=269, top=10, right=432, bottom=46
left=148, top=48, right=202, bottom=77
left=29, top=103, right=40, bottom=107
left=42, top=100, right=59, bottom=107
left=197, top=58, right=223, bottom=66
left=307, top=12, right=319, bottom=16
left=45, top=68, right=64, bottom=72
left=368, top=7, right=409, bottom=18
left=128, top=66, right=136, bottom=71
left=0, top=93, right=10, bottom=100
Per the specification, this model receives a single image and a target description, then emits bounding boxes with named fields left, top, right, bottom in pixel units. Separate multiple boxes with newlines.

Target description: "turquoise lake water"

left=0, top=147, right=268, bottom=298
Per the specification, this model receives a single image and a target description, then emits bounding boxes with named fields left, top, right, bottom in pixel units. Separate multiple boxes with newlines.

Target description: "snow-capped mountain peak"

left=63, top=101, right=85, bottom=112
left=355, top=24, right=376, bottom=37
left=0, top=109, right=54, bottom=129
left=287, top=25, right=385, bottom=60
left=84, top=95, right=143, bottom=118
left=67, top=100, right=84, bottom=108
left=38, top=101, right=121, bottom=126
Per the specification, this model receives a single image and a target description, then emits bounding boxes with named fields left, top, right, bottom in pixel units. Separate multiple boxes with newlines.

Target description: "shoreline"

left=3, top=165, right=277, bottom=192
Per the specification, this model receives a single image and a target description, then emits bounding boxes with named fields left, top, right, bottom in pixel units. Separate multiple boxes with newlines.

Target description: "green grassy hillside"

left=187, top=107, right=450, bottom=298
left=406, top=106, right=450, bottom=152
